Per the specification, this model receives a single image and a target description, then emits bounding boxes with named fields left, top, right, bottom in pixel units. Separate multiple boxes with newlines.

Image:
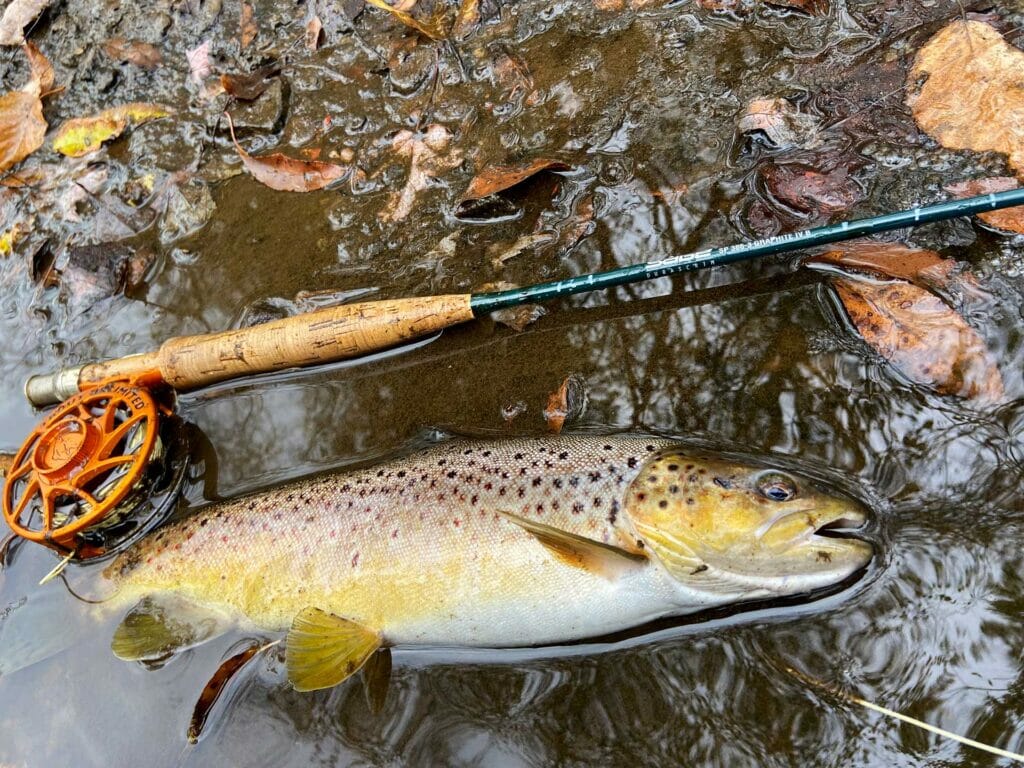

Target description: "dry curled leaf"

left=460, top=157, right=571, bottom=206
left=945, top=177, right=1024, bottom=235
left=188, top=642, right=262, bottom=744
left=908, top=21, right=1024, bottom=178
left=0, top=44, right=51, bottom=171
left=543, top=375, right=586, bottom=434
left=239, top=2, right=257, bottom=49
left=0, top=0, right=50, bottom=46
left=52, top=103, right=172, bottom=157
left=226, top=113, right=348, bottom=192
left=363, top=0, right=446, bottom=40
left=832, top=277, right=1003, bottom=401
left=103, top=38, right=162, bottom=69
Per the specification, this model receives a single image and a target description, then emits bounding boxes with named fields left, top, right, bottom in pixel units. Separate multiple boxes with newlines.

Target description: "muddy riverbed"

left=1, top=0, right=1024, bottom=765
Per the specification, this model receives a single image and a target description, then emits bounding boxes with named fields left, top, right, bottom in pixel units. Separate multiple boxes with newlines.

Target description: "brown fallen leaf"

left=226, top=113, right=348, bottom=192
left=52, top=103, right=173, bottom=157
left=808, top=242, right=956, bottom=288
left=188, top=641, right=262, bottom=744
left=543, top=375, right=586, bottom=434
left=380, top=124, right=463, bottom=222
left=908, top=21, right=1024, bottom=179
left=220, top=64, right=281, bottom=101
left=763, top=163, right=863, bottom=216
left=0, top=0, right=50, bottom=46
left=0, top=44, right=51, bottom=171
left=24, top=41, right=52, bottom=92
left=363, top=0, right=446, bottom=40
left=305, top=16, right=323, bottom=50
left=103, top=38, right=162, bottom=69
left=831, top=277, right=1003, bottom=401
left=240, top=2, right=257, bottom=49
left=945, top=177, right=1024, bottom=235
left=460, top=157, right=571, bottom=206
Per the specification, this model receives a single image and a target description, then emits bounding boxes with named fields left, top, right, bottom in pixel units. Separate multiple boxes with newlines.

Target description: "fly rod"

left=25, top=186, right=1024, bottom=407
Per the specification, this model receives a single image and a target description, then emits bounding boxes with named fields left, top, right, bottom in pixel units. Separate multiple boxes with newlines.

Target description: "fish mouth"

left=811, top=508, right=868, bottom=540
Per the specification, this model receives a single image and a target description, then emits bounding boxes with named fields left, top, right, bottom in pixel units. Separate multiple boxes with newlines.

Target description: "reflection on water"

left=2, top=0, right=1024, bottom=764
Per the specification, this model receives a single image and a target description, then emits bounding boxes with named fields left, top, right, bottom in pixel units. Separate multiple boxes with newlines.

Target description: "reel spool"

left=3, top=379, right=189, bottom=561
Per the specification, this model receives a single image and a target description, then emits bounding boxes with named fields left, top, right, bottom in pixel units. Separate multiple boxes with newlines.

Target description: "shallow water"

left=2, top=0, right=1024, bottom=765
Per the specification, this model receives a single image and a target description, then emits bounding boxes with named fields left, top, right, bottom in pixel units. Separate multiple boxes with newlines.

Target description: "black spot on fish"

left=553, top=479, right=563, bottom=489
left=532, top=478, right=543, bottom=487
left=569, top=477, right=580, bottom=488
left=607, top=500, right=620, bottom=524
left=658, top=500, right=668, bottom=509
left=627, top=457, right=638, bottom=469
left=514, top=453, right=524, bottom=460
left=558, top=452, right=568, bottom=460
left=692, top=564, right=708, bottom=574
left=669, top=485, right=679, bottom=494
left=397, top=470, right=406, bottom=478
left=667, top=463, right=679, bottom=471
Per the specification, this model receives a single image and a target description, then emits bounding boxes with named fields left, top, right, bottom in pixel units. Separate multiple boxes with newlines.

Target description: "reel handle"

left=26, top=294, right=474, bottom=406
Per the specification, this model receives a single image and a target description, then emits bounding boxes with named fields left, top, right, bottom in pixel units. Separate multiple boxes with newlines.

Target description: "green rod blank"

left=469, top=187, right=1024, bottom=314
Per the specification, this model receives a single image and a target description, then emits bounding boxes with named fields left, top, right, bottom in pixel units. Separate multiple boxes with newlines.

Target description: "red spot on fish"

left=453, top=518, right=461, bottom=527
left=330, top=530, right=337, bottom=538
left=351, top=552, right=360, bottom=567
left=221, top=536, right=228, bottom=543
left=392, top=529, right=398, bottom=539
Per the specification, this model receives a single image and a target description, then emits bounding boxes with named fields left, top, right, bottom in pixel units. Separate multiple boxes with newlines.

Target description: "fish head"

left=623, top=450, right=872, bottom=600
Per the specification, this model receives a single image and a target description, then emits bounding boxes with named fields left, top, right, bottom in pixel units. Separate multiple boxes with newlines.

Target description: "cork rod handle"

left=27, top=294, right=475, bottom=405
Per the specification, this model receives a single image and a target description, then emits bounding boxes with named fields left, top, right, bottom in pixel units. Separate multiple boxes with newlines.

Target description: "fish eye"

left=757, top=473, right=797, bottom=502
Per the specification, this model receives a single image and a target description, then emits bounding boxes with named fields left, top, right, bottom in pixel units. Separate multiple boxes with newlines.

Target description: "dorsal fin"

left=499, top=510, right=647, bottom=580
left=112, top=595, right=226, bottom=661
left=286, top=607, right=381, bottom=692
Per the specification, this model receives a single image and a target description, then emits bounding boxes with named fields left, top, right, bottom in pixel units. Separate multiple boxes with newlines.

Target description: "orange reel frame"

left=3, top=376, right=170, bottom=556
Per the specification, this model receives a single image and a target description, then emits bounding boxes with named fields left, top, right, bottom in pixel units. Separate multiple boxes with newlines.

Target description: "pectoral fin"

left=112, top=595, right=227, bottom=662
left=286, top=607, right=381, bottom=692
left=499, top=510, right=647, bottom=579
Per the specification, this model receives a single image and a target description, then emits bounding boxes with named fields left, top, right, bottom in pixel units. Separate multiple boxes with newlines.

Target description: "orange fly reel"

left=3, top=379, right=178, bottom=558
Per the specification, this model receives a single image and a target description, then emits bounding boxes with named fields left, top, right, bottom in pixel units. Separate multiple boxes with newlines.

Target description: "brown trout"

left=105, top=436, right=872, bottom=691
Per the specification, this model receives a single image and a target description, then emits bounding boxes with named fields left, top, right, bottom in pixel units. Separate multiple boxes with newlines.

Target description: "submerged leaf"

left=460, top=157, right=571, bottom=207
left=103, top=38, right=162, bottom=69
left=226, top=113, right=348, bottom=192
left=52, top=103, right=172, bottom=157
left=945, top=177, right=1024, bottom=235
left=831, top=278, right=1003, bottom=401
left=543, top=375, right=586, bottom=434
left=0, top=0, right=50, bottom=46
left=188, top=641, right=263, bottom=743
left=363, top=0, right=446, bottom=40
left=220, top=64, right=280, bottom=101
left=380, top=125, right=462, bottom=222
left=23, top=41, right=52, bottom=93
left=305, top=16, right=323, bottom=50
left=808, top=242, right=956, bottom=288
left=908, top=21, right=1024, bottom=178
left=738, top=98, right=822, bottom=149
left=239, top=2, right=257, bottom=49
left=187, top=40, right=213, bottom=85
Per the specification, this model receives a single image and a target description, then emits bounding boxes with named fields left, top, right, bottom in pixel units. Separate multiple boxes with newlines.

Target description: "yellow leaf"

left=0, top=217, right=31, bottom=256
left=53, top=103, right=172, bottom=157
